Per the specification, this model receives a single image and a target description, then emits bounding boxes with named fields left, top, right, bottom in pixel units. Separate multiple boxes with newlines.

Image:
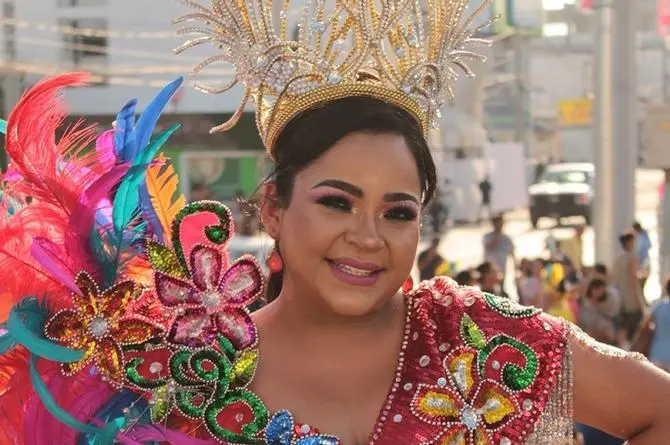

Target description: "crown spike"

left=174, top=0, right=493, bottom=155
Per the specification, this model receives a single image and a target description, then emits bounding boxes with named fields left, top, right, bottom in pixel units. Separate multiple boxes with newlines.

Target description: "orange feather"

left=145, top=155, right=186, bottom=243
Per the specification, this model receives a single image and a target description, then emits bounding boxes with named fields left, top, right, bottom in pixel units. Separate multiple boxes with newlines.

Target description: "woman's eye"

left=317, top=195, right=352, bottom=212
left=385, top=207, right=418, bottom=222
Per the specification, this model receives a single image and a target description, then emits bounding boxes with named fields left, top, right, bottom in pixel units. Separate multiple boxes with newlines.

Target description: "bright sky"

left=543, top=0, right=577, bottom=11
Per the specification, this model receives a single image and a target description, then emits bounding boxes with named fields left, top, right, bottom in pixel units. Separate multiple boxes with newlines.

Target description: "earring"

left=267, top=248, right=283, bottom=273
left=402, top=276, right=414, bottom=293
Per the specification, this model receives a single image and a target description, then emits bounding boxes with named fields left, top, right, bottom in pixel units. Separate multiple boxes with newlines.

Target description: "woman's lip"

left=327, top=257, right=383, bottom=272
left=327, top=261, right=382, bottom=287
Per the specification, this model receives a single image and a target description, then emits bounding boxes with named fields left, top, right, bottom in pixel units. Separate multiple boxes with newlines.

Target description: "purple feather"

left=118, top=425, right=219, bottom=445
left=31, top=238, right=82, bottom=295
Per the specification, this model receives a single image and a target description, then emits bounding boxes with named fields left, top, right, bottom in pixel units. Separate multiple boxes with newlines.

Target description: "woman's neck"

left=256, top=285, right=405, bottom=351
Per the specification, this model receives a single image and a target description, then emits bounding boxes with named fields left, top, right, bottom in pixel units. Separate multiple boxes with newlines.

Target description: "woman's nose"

left=344, top=213, right=384, bottom=250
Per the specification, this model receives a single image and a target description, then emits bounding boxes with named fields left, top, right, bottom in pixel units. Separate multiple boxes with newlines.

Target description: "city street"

left=420, top=169, right=665, bottom=302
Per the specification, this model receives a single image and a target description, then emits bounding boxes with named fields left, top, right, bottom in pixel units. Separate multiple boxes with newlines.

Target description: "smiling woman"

left=0, top=0, right=669, bottom=444
left=259, top=96, right=435, bottom=313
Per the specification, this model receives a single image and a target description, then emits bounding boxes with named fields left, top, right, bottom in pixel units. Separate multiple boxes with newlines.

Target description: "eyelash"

left=316, top=195, right=418, bottom=222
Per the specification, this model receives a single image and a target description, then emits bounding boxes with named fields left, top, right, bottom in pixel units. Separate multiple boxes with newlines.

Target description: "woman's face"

left=268, top=132, right=422, bottom=317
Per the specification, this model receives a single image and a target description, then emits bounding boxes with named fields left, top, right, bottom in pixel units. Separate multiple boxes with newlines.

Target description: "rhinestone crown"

left=174, top=0, right=493, bottom=156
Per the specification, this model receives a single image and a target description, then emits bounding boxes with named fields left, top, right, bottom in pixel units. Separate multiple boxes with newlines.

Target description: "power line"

left=0, top=60, right=235, bottom=78
left=2, top=34, right=202, bottom=63
left=0, top=18, right=175, bottom=39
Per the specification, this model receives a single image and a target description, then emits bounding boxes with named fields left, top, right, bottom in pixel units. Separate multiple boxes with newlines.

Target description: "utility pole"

left=593, top=0, right=615, bottom=266
left=661, top=36, right=670, bottom=289
left=513, top=32, right=532, bottom=159
left=611, top=0, right=637, bottom=251
left=0, top=0, right=21, bottom=172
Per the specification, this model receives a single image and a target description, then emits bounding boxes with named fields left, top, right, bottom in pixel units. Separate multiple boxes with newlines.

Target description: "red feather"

left=4, top=73, right=95, bottom=211
left=0, top=205, right=72, bottom=308
left=0, top=74, right=110, bottom=304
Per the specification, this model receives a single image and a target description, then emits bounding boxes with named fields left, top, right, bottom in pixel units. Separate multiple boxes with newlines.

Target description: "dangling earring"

left=402, top=276, right=414, bottom=293
left=267, top=248, right=283, bottom=273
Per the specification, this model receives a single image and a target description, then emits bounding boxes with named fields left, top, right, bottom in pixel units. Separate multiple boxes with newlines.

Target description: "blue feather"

left=133, top=77, right=184, bottom=156
left=6, top=298, right=84, bottom=363
left=112, top=124, right=180, bottom=237
left=138, top=180, right=164, bottom=242
left=0, top=118, right=6, bottom=134
left=77, top=391, right=150, bottom=445
left=114, top=99, right=138, bottom=163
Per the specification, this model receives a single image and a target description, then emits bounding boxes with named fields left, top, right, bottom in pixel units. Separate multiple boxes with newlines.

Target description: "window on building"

left=60, top=18, right=108, bottom=83
left=57, top=0, right=108, bottom=6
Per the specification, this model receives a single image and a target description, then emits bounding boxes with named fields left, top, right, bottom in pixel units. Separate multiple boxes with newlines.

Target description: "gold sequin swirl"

left=173, top=0, right=493, bottom=157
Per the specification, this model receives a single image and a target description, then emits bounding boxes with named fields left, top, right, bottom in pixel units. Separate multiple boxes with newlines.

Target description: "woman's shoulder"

left=398, top=277, right=573, bottom=444
left=411, top=277, right=568, bottom=345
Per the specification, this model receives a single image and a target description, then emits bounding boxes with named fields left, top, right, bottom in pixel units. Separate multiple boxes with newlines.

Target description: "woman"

left=580, top=279, right=617, bottom=345
left=0, top=1, right=668, bottom=445
left=518, top=258, right=544, bottom=308
left=639, top=277, right=670, bottom=372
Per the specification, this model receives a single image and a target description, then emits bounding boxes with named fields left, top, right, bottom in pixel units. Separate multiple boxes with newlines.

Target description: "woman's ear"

left=259, top=182, right=282, bottom=239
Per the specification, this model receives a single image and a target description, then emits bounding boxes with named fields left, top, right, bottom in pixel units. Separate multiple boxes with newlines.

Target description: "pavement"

left=421, top=168, right=665, bottom=302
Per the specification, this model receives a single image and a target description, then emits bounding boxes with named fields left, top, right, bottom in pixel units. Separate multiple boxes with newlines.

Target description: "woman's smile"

left=326, top=257, right=385, bottom=286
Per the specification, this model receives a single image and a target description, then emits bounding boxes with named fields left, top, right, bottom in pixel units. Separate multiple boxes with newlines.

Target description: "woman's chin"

left=317, top=289, right=396, bottom=318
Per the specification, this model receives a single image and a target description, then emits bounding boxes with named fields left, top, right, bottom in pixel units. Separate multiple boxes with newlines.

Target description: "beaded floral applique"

left=378, top=278, right=570, bottom=445
left=44, top=271, right=163, bottom=386
left=124, top=201, right=270, bottom=443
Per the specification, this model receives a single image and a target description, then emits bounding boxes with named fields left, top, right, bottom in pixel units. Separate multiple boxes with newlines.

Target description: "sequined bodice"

left=264, top=278, right=575, bottom=445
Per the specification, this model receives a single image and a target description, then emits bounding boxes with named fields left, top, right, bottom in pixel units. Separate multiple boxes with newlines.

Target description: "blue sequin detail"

left=266, top=410, right=294, bottom=445
left=266, top=409, right=341, bottom=445
left=297, top=436, right=340, bottom=445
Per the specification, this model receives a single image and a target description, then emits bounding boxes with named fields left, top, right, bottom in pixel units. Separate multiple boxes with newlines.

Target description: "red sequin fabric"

left=364, top=277, right=572, bottom=445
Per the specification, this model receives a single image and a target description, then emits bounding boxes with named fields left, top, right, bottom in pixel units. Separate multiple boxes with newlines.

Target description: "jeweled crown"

left=174, top=0, right=492, bottom=156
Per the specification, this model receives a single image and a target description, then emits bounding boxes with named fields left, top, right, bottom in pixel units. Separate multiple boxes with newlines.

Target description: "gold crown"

left=174, top=0, right=492, bottom=156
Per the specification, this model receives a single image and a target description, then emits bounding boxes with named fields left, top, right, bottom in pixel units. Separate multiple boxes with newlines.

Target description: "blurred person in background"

left=417, top=237, right=445, bottom=281
left=483, top=214, right=516, bottom=286
left=547, top=278, right=578, bottom=324
left=562, top=224, right=585, bottom=272
left=476, top=261, right=508, bottom=298
left=636, top=277, right=670, bottom=372
left=518, top=258, right=545, bottom=308
left=580, top=279, right=618, bottom=345
left=613, top=229, right=646, bottom=344
left=454, top=268, right=480, bottom=287
left=632, top=221, right=652, bottom=294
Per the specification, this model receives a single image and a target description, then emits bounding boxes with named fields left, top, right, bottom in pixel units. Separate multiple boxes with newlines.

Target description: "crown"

left=174, top=0, right=492, bottom=156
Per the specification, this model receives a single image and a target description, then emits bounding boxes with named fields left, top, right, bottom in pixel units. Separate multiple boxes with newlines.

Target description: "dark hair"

left=476, top=261, right=493, bottom=277
left=264, top=96, right=437, bottom=302
left=665, top=276, right=670, bottom=296
left=632, top=221, right=643, bottom=233
left=619, top=229, right=636, bottom=248
left=455, top=269, right=479, bottom=287
left=594, top=263, right=608, bottom=275
left=586, top=278, right=607, bottom=299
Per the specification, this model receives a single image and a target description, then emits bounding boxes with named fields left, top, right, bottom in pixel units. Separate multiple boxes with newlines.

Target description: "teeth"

left=333, top=262, right=375, bottom=277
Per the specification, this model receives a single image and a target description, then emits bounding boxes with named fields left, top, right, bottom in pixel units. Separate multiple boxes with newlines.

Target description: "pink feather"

left=66, top=164, right=128, bottom=266
left=30, top=238, right=82, bottom=296
left=94, top=130, right=117, bottom=173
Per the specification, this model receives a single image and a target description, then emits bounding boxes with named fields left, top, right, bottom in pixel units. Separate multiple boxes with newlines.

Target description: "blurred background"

left=0, top=1, right=669, bottom=309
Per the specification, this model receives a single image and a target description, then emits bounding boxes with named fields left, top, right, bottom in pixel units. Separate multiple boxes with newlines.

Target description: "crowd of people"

left=418, top=214, right=670, bottom=445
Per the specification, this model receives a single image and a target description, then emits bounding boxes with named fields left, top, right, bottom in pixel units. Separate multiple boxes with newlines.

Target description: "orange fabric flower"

left=44, top=272, right=162, bottom=385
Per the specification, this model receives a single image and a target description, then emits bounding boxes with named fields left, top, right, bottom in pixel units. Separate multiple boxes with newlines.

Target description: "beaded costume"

left=0, top=0, right=648, bottom=444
